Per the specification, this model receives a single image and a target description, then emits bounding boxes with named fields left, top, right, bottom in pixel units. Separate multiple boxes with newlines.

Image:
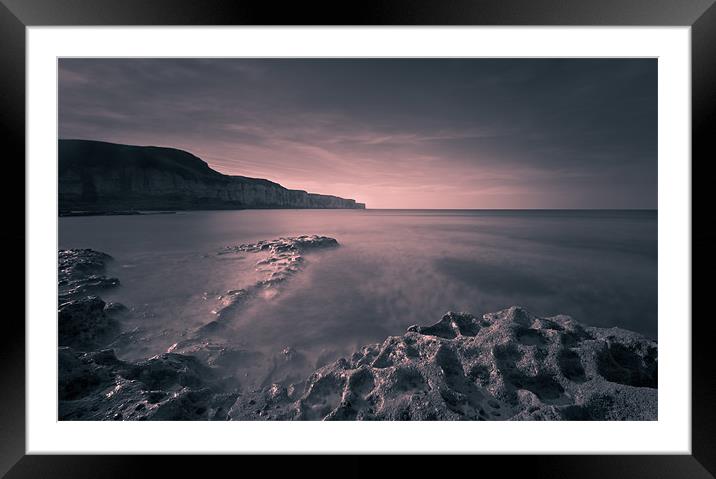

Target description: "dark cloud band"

left=58, top=58, right=657, bottom=209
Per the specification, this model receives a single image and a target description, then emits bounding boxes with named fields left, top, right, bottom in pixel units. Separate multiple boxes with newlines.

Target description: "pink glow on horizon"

left=58, top=59, right=657, bottom=209
left=73, top=132, right=546, bottom=209
left=63, top=127, right=642, bottom=209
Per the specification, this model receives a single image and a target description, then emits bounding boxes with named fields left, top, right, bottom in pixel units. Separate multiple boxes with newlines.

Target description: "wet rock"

left=407, top=312, right=480, bottom=339
left=59, top=347, right=237, bottom=421
left=220, top=235, right=339, bottom=256
left=57, top=248, right=240, bottom=420
left=56, top=247, right=656, bottom=421
left=195, top=235, right=339, bottom=334
left=229, top=306, right=657, bottom=421
left=58, top=249, right=120, bottom=300
left=58, top=249, right=125, bottom=350
left=167, top=339, right=312, bottom=391
left=58, top=296, right=121, bottom=350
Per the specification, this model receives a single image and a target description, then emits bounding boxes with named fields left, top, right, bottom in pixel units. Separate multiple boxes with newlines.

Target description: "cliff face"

left=58, top=139, right=365, bottom=211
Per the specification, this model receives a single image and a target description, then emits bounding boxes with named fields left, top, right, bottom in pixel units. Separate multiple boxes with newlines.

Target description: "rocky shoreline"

left=232, top=308, right=657, bottom=421
left=58, top=241, right=657, bottom=421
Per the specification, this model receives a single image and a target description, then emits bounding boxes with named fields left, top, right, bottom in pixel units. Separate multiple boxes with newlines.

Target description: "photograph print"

left=57, top=58, right=658, bottom=421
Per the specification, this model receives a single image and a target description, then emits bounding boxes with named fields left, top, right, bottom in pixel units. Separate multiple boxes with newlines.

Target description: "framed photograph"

left=3, top=0, right=713, bottom=476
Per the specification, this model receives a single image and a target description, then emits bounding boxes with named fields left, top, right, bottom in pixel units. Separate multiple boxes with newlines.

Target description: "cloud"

left=58, top=58, right=657, bottom=209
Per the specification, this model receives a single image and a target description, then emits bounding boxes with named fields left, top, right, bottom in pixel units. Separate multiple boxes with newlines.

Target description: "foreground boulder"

left=59, top=348, right=237, bottom=420
left=58, top=249, right=125, bottom=350
left=58, top=296, right=122, bottom=350
left=58, top=249, right=237, bottom=420
left=228, top=307, right=657, bottom=421
left=58, top=249, right=120, bottom=300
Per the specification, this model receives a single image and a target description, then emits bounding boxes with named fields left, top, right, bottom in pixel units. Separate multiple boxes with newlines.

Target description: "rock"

left=58, top=249, right=125, bottom=350
left=58, top=248, right=120, bottom=300
left=221, top=235, right=339, bottom=255
left=58, top=296, right=122, bottom=350
left=57, top=246, right=657, bottom=421
left=195, top=235, right=339, bottom=335
left=228, top=307, right=657, bottom=421
left=166, top=339, right=313, bottom=392
left=57, top=248, right=238, bottom=420
left=58, top=347, right=238, bottom=421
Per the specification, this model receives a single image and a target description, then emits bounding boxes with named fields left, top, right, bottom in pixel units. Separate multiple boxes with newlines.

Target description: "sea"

left=59, top=209, right=657, bottom=386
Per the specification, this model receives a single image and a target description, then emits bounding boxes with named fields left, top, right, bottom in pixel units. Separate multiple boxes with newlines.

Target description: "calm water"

left=59, top=209, right=657, bottom=383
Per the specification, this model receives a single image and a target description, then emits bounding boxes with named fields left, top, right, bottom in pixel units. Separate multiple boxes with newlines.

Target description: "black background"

left=1, top=0, right=713, bottom=477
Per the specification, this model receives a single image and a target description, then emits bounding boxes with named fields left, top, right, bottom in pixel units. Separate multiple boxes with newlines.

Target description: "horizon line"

left=361, top=207, right=657, bottom=211
left=58, top=139, right=656, bottom=211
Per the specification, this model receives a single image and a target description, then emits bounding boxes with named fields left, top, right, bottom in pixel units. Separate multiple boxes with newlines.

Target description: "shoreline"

left=59, top=210, right=177, bottom=217
left=57, top=243, right=658, bottom=421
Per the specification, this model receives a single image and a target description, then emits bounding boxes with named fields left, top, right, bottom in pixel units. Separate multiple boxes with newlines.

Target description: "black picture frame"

left=2, top=0, right=713, bottom=477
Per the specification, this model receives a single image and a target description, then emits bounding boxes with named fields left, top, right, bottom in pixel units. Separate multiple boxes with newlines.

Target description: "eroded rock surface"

left=59, top=249, right=119, bottom=301
left=228, top=307, right=657, bottom=421
left=58, top=246, right=657, bottom=421
left=57, top=248, right=239, bottom=420
left=218, top=234, right=338, bottom=287
left=59, top=347, right=237, bottom=420
left=58, top=249, right=124, bottom=350
left=58, top=296, right=122, bottom=350
left=192, top=235, right=339, bottom=335
left=58, top=240, right=341, bottom=420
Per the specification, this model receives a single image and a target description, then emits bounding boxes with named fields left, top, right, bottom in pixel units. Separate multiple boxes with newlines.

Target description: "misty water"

left=59, top=209, right=657, bottom=388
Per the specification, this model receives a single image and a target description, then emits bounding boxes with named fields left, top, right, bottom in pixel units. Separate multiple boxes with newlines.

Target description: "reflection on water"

left=59, top=209, right=657, bottom=384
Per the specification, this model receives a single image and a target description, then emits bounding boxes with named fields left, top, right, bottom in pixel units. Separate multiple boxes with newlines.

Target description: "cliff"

left=58, top=139, right=365, bottom=212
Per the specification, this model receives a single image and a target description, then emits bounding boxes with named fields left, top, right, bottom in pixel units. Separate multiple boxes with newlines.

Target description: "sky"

left=58, top=58, right=657, bottom=209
